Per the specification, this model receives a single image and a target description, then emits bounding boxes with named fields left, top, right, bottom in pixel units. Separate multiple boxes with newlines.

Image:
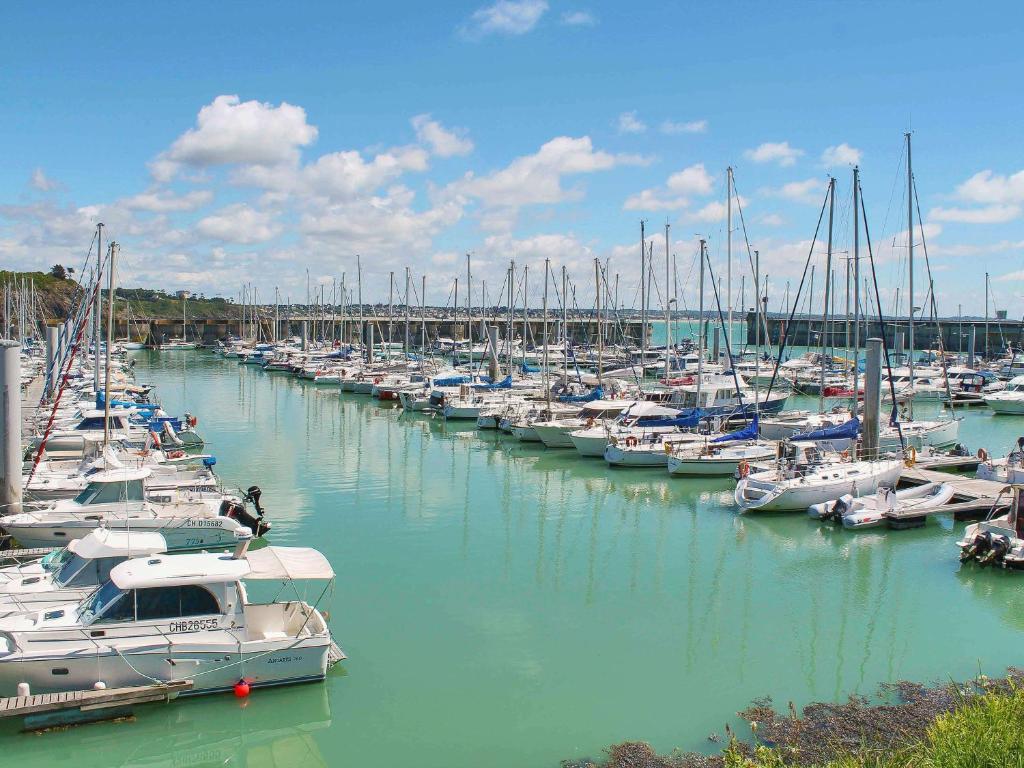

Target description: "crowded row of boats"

left=0, top=340, right=345, bottom=699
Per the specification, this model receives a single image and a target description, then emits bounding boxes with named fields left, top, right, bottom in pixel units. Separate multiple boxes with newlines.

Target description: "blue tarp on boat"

left=433, top=375, right=472, bottom=387
left=558, top=386, right=603, bottom=403
left=474, top=374, right=512, bottom=390
left=521, top=363, right=540, bottom=373
left=712, top=415, right=759, bottom=442
left=791, top=416, right=860, bottom=442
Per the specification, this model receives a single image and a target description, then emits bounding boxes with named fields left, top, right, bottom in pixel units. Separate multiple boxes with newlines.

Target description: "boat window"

left=83, top=582, right=136, bottom=623
left=54, top=553, right=89, bottom=587
left=135, top=586, right=220, bottom=621
left=72, top=480, right=144, bottom=505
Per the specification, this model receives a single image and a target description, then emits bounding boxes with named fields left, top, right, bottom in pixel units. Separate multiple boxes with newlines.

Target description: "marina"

left=2, top=3, right=1024, bottom=764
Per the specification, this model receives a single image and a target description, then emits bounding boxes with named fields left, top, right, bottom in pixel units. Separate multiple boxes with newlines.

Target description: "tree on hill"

left=49, top=264, right=67, bottom=280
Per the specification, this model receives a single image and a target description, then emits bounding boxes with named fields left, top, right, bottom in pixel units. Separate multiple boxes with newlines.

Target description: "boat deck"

left=0, top=680, right=193, bottom=729
left=891, top=468, right=1008, bottom=527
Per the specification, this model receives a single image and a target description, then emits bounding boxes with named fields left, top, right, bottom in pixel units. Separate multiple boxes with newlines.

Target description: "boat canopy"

left=69, top=529, right=166, bottom=559
left=623, top=402, right=680, bottom=419
left=712, top=415, right=759, bottom=443
left=791, top=417, right=860, bottom=442
left=433, top=375, right=472, bottom=387
left=245, top=546, right=335, bottom=581
left=111, top=553, right=251, bottom=589
left=88, top=466, right=152, bottom=484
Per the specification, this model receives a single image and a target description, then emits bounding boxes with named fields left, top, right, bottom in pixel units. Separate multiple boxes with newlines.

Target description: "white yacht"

left=0, top=529, right=168, bottom=619
left=532, top=400, right=637, bottom=448
left=0, top=545, right=343, bottom=696
left=985, top=376, right=1024, bottom=414
left=0, top=467, right=266, bottom=550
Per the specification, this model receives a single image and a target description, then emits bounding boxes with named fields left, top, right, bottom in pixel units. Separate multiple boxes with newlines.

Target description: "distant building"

left=176, top=290, right=192, bottom=300
left=996, top=309, right=1008, bottom=320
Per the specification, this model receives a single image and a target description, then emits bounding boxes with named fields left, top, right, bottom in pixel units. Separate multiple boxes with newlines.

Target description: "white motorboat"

left=808, top=482, right=955, bottom=529
left=735, top=444, right=904, bottom=513
left=0, top=468, right=267, bottom=550
left=0, top=544, right=344, bottom=696
left=985, top=376, right=1024, bottom=414
left=0, top=529, right=168, bottom=618
left=603, top=430, right=704, bottom=467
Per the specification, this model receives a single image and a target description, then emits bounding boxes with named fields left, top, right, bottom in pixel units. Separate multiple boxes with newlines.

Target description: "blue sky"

left=2, top=0, right=1022, bottom=315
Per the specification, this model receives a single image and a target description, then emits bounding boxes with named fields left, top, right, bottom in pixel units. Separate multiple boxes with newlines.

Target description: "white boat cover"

left=69, top=528, right=167, bottom=558
left=245, top=546, right=335, bottom=580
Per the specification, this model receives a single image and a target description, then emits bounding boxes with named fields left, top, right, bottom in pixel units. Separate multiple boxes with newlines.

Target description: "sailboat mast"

left=507, top=262, right=514, bottom=374
left=562, top=266, right=568, bottom=383
left=102, top=243, right=117, bottom=451
left=852, top=166, right=861, bottom=408
left=595, top=258, right=602, bottom=384
left=543, top=258, right=550, bottom=407
left=405, top=267, right=411, bottom=359
left=664, top=223, right=671, bottom=376
left=727, top=167, right=733, bottom=353
left=639, top=221, right=646, bottom=369
left=357, top=255, right=363, bottom=359
left=94, top=223, right=102, bottom=392
left=819, top=177, right=835, bottom=414
left=522, top=265, right=528, bottom=368
left=697, top=240, right=706, bottom=407
left=907, top=132, right=915, bottom=389
left=466, top=254, right=472, bottom=349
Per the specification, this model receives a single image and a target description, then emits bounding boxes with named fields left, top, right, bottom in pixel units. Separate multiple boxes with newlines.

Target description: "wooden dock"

left=0, top=680, right=193, bottom=730
left=890, top=468, right=1009, bottom=528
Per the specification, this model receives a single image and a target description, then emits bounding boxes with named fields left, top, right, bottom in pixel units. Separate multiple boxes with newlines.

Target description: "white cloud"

left=744, top=141, right=804, bottom=167
left=151, top=95, right=318, bottom=180
left=685, top=196, right=748, bottom=223
left=450, top=135, right=647, bottom=229
left=624, top=163, right=714, bottom=212
left=995, top=269, right=1024, bottom=283
left=196, top=204, right=280, bottom=244
left=929, top=204, right=1021, bottom=224
left=660, top=119, right=707, bottom=135
left=820, top=143, right=862, bottom=167
left=666, top=163, right=714, bottom=195
left=955, top=169, right=1024, bottom=205
left=930, top=239, right=1024, bottom=258
left=760, top=213, right=784, bottom=227
left=411, top=114, right=474, bottom=157
left=623, top=189, right=689, bottom=212
left=560, top=10, right=596, bottom=26
left=616, top=111, right=646, bottom=134
left=30, top=168, right=60, bottom=192
left=765, top=177, right=826, bottom=205
left=121, top=189, right=214, bottom=213
left=460, top=0, right=548, bottom=39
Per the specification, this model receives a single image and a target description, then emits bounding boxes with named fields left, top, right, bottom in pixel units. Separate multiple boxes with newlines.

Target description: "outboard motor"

left=978, top=534, right=1010, bottom=568
left=219, top=486, right=271, bottom=538
left=961, top=530, right=994, bottom=563
left=827, top=496, right=850, bottom=524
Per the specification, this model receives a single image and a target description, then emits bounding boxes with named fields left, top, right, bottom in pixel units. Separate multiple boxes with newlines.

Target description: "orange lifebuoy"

left=841, top=449, right=850, bottom=461
left=149, top=430, right=162, bottom=449
left=977, top=447, right=989, bottom=461
left=374, top=377, right=383, bottom=385
left=187, top=415, right=198, bottom=428
left=738, top=460, right=750, bottom=478
left=167, top=449, right=185, bottom=459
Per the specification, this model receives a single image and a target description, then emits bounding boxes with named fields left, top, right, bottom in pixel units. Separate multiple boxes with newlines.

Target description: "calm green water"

left=5, top=351, right=1024, bottom=767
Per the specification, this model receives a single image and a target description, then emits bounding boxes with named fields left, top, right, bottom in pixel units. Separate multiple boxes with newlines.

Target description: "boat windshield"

left=54, top=553, right=89, bottom=587
left=72, top=480, right=145, bottom=505
left=79, top=579, right=126, bottom=623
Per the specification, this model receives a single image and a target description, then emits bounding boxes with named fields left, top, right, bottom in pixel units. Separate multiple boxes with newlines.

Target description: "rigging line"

left=860, top=177, right=907, bottom=451
left=763, top=189, right=830, bottom=401
left=703, top=253, right=748, bottom=418
left=730, top=178, right=772, bottom=348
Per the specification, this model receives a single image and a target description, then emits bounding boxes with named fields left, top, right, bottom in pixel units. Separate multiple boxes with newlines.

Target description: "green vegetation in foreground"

left=566, top=672, right=1024, bottom=768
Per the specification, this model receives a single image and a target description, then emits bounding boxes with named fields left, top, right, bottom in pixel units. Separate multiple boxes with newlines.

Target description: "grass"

left=566, top=674, right=1024, bottom=768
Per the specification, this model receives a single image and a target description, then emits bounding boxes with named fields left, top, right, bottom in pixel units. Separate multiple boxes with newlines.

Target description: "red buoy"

left=233, top=680, right=251, bottom=698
